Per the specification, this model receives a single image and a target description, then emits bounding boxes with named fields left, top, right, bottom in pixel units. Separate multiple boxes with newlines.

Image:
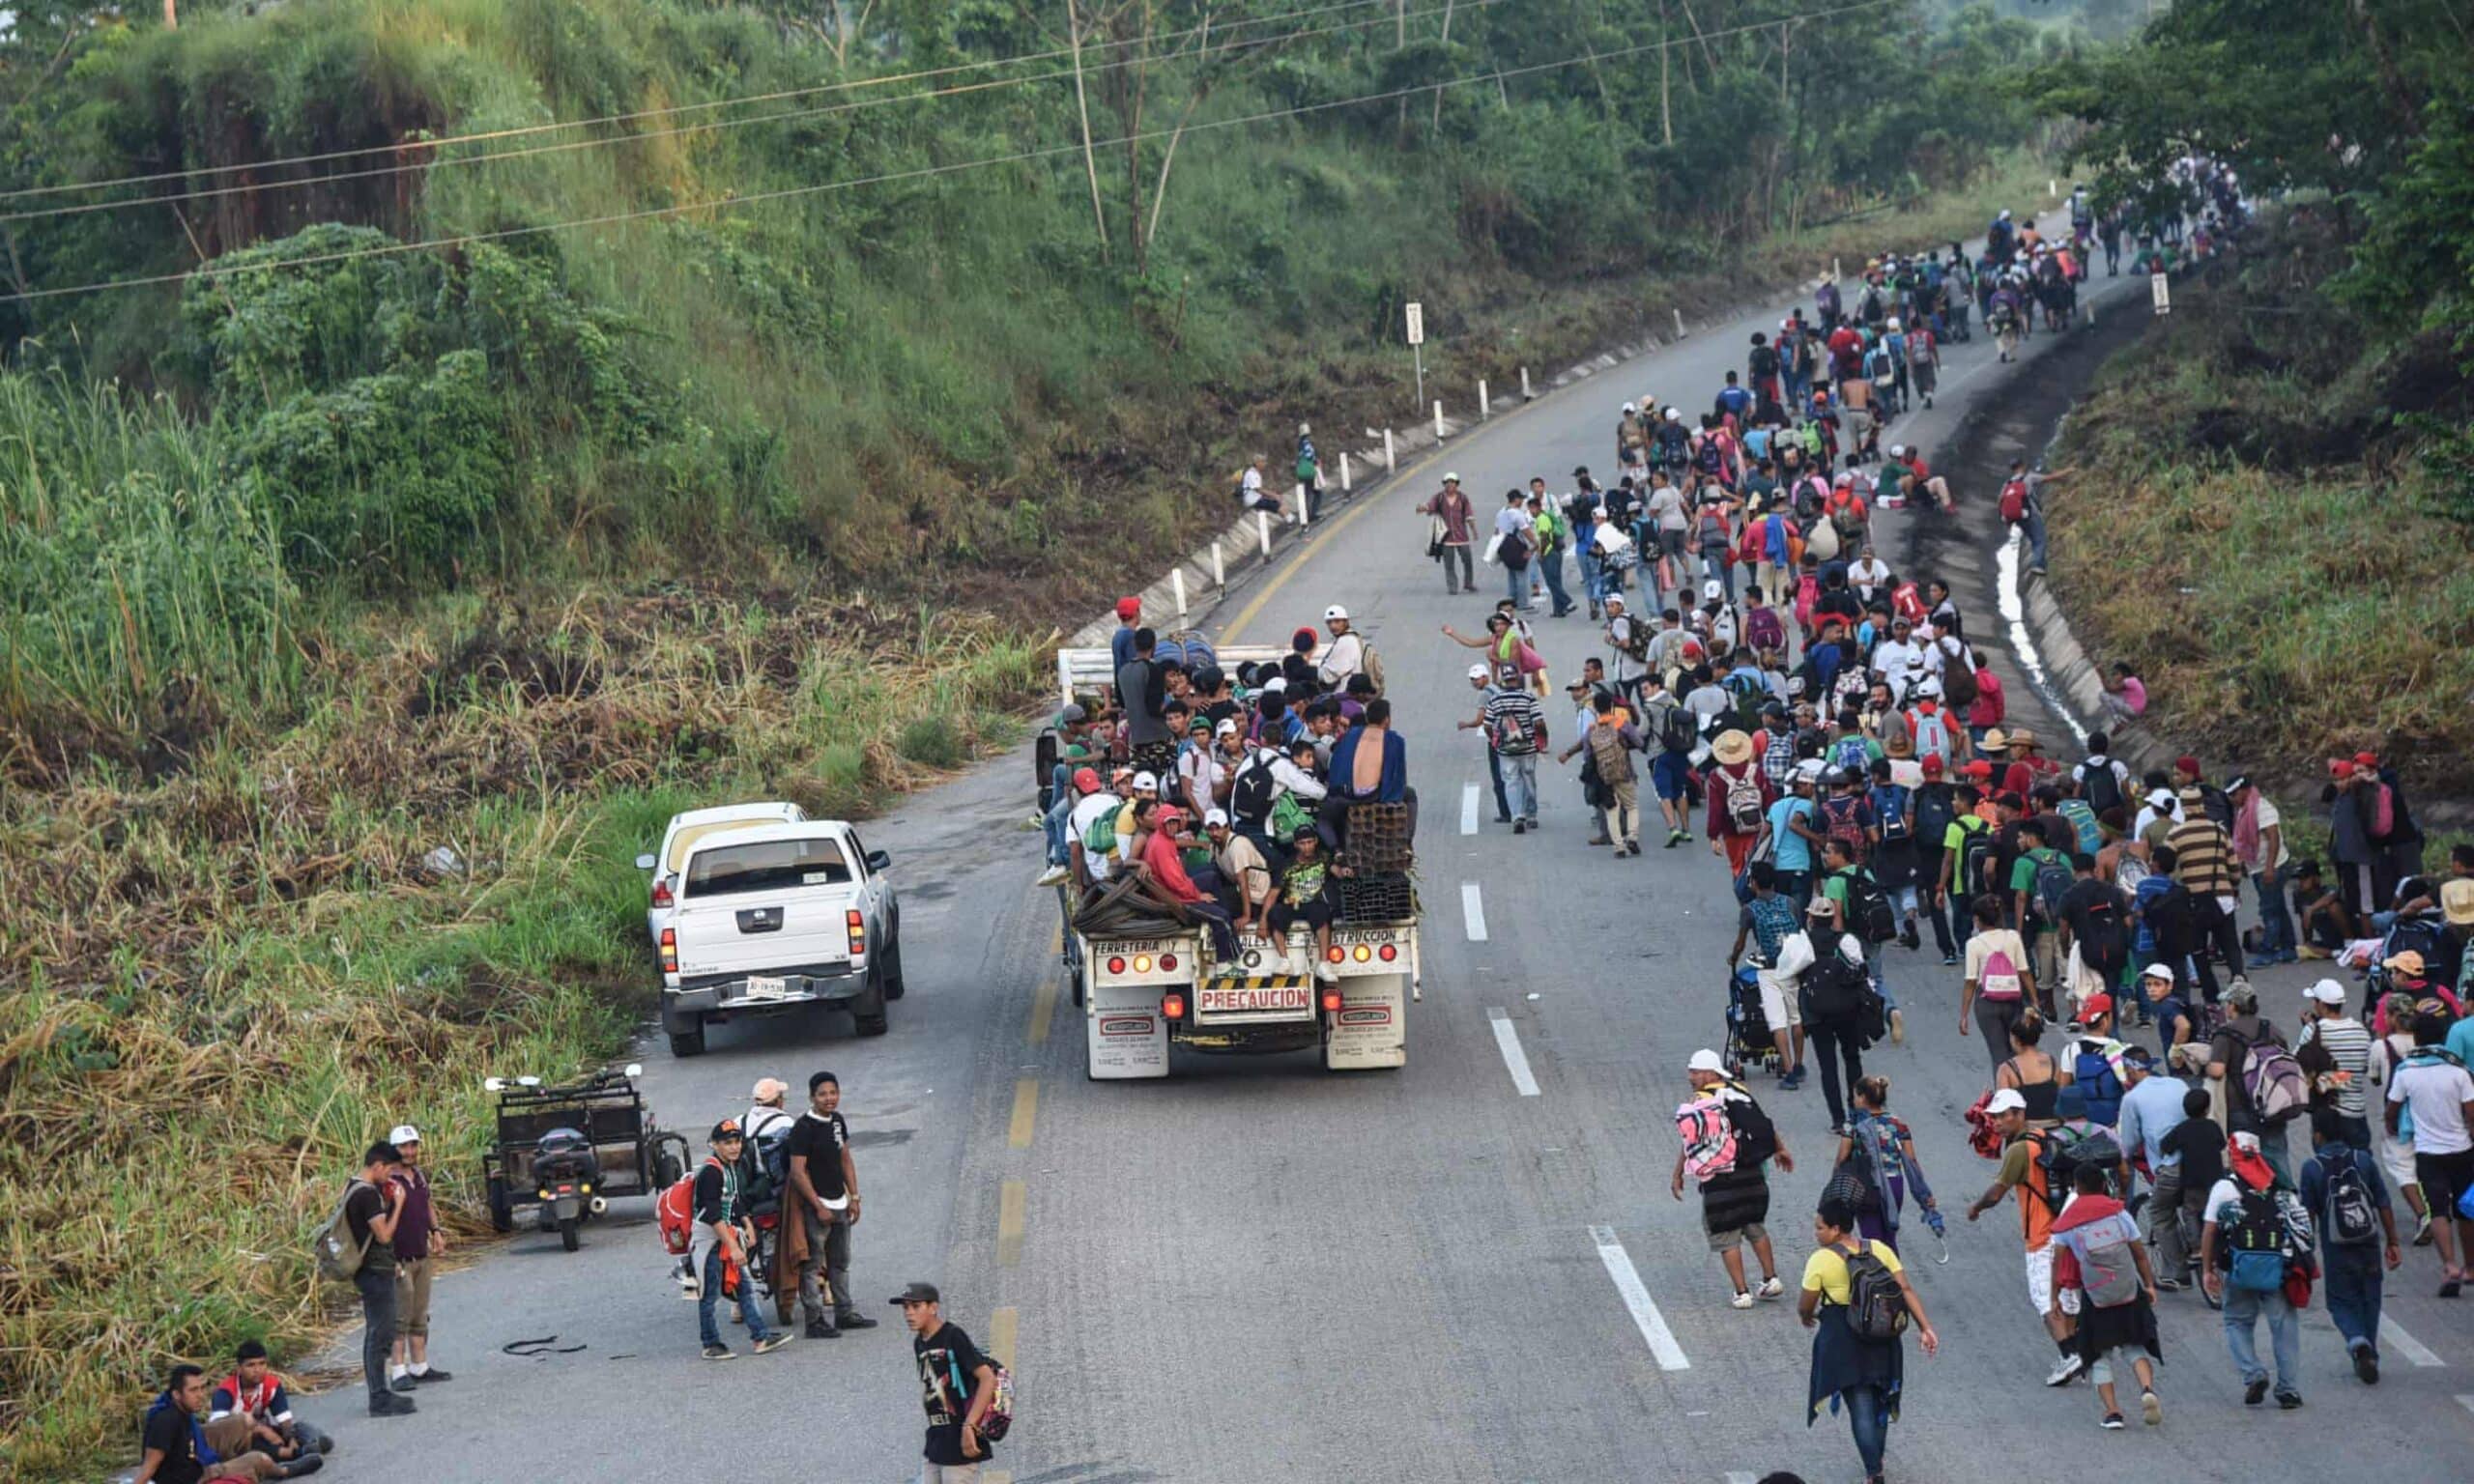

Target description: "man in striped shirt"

left=2166, top=786, right=2246, bottom=1000
left=1459, top=669, right=1546, bottom=834
left=2297, top=980, right=2374, bottom=1148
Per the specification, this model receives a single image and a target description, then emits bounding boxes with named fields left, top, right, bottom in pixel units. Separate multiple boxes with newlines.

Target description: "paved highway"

left=303, top=254, right=2474, bottom=1483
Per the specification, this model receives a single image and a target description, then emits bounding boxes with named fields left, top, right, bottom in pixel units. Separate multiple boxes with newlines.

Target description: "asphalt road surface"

left=302, top=251, right=2474, bottom=1484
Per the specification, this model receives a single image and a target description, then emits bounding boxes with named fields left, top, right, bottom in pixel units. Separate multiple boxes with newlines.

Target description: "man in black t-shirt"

left=2057, top=854, right=2130, bottom=1004
left=786, top=1070, right=878, bottom=1338
left=343, top=1142, right=411, bottom=1417
left=895, top=1282, right=996, bottom=1479
left=136, top=1364, right=285, bottom=1482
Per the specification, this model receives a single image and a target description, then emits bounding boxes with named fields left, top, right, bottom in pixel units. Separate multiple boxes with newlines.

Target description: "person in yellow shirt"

left=1798, top=1196, right=1939, bottom=1484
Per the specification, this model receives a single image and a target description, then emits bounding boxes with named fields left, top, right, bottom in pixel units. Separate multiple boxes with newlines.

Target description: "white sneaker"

left=1731, top=1290, right=1757, bottom=1310
left=1035, top=865, right=1068, bottom=887
left=1757, top=1275, right=1785, bottom=1299
left=2047, top=1352, right=2086, bottom=1386
left=1314, top=961, right=1339, bottom=984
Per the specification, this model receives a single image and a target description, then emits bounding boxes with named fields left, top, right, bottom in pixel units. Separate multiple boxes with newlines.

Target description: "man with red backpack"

left=695, top=1120, right=791, bottom=1360
left=1999, top=459, right=2073, bottom=577
left=1672, top=1048, right=1796, bottom=1308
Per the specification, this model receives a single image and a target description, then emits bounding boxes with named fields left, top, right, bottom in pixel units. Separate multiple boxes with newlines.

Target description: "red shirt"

left=1705, top=760, right=1774, bottom=838
left=1140, top=830, right=1205, bottom=904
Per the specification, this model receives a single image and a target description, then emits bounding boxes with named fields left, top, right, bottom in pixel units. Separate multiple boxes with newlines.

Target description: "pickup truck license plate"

left=743, top=975, right=788, bottom=1000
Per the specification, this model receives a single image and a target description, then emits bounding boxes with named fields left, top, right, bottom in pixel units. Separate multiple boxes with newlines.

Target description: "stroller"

left=1723, top=963, right=1781, bottom=1079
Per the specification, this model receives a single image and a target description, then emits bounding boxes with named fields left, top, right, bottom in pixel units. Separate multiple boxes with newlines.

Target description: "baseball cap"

left=1985, top=1088, right=2028, bottom=1115
left=2224, top=773, right=2253, bottom=794
left=1132, top=770, right=1160, bottom=792
left=1115, top=596, right=1141, bottom=620
left=710, top=1119, right=744, bottom=1142
left=1214, top=718, right=1239, bottom=737
left=1324, top=605, right=1348, bottom=622
left=1203, top=808, right=1229, bottom=828
left=1262, top=676, right=1287, bottom=694
left=1920, top=754, right=1944, bottom=776
left=1686, top=1048, right=1726, bottom=1073
left=1806, top=896, right=1840, bottom=918
left=1060, top=702, right=1088, bottom=725
left=1443, top=471, right=1461, bottom=483
left=2141, top=963, right=2175, bottom=982
left=751, top=1077, right=789, bottom=1101
left=889, top=1282, right=941, bottom=1306
left=2307, top=979, right=2347, bottom=1006
left=1468, top=663, right=1490, bottom=681
left=2080, top=992, right=2114, bottom=1019
left=1072, top=766, right=1101, bottom=792
left=388, top=1124, right=421, bottom=1146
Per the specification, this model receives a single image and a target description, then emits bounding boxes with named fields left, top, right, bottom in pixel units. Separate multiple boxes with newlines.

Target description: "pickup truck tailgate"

left=672, top=835, right=856, bottom=979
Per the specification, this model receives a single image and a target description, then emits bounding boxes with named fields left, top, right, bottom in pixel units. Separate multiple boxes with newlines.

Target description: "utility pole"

left=1067, top=0, right=1110, bottom=265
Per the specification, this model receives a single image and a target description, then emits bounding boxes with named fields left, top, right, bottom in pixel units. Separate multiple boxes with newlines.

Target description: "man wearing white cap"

left=385, top=1125, right=451, bottom=1392
left=1670, top=1048, right=1793, bottom=1308
left=1316, top=606, right=1368, bottom=693
left=2295, top=979, right=2373, bottom=1147
left=1966, top=1086, right=2086, bottom=1384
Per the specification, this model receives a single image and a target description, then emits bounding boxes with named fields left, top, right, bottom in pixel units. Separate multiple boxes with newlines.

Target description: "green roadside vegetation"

left=0, top=0, right=2086, bottom=1472
left=2028, top=0, right=2474, bottom=803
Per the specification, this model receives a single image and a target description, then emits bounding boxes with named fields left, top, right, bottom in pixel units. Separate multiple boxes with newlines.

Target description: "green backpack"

left=1080, top=813, right=1119, bottom=857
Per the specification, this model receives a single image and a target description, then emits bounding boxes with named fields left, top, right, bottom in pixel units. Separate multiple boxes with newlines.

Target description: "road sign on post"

left=1405, top=300, right=1426, bottom=411
left=2150, top=272, right=2171, bottom=316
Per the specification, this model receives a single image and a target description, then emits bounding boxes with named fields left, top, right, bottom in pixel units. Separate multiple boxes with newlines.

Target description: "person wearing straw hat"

left=1706, top=728, right=1771, bottom=876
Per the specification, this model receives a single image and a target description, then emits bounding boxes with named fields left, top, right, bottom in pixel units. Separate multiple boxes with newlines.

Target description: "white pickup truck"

left=655, top=819, right=904, bottom=1056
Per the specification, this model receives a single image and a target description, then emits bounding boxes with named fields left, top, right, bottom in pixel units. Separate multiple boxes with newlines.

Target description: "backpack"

left=1676, top=1093, right=1741, bottom=1183
left=2078, top=758, right=2125, bottom=818
left=2367, top=780, right=2397, bottom=840
left=1657, top=702, right=1700, bottom=756
left=1489, top=699, right=1536, bottom=755
left=2240, top=1037, right=2310, bottom=1127
left=2071, top=1039, right=2126, bottom=1127
left=1724, top=768, right=1766, bottom=834
left=1360, top=642, right=1386, bottom=696
left=1820, top=794, right=1869, bottom=856
left=2223, top=1184, right=2289, bottom=1293
left=1940, top=650, right=1979, bottom=710
left=1909, top=708, right=1951, bottom=763
left=2076, top=1215, right=2144, bottom=1308
left=2029, top=850, right=2073, bottom=923
left=2322, top=1155, right=2382, bottom=1247
left=946, top=1352, right=1017, bottom=1442
left=1079, top=812, right=1120, bottom=858
left=1999, top=477, right=2029, bottom=524
left=1801, top=945, right=1870, bottom=1026
left=1745, top=604, right=1785, bottom=654
left=1829, top=735, right=1871, bottom=776
left=1838, top=870, right=1898, bottom=945
left=1842, top=1243, right=1910, bottom=1342
left=1956, top=820, right=1999, bottom=903
left=2032, top=1127, right=2120, bottom=1213
left=1228, top=755, right=1277, bottom=828
left=1877, top=787, right=1913, bottom=845
left=1500, top=523, right=1533, bottom=569
left=2058, top=799, right=2102, bottom=856
left=1613, top=616, right=1650, bottom=662
left=1964, top=1089, right=2008, bottom=1159
left=312, top=1180, right=375, bottom=1283
left=656, top=1172, right=699, bottom=1256
left=1913, top=783, right=1956, bottom=847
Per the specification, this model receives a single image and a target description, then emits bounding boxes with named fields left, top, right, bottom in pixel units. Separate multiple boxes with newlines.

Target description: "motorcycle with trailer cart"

left=481, top=1064, right=686, bottom=1251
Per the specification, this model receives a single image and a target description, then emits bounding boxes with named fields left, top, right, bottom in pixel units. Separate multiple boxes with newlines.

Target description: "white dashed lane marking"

left=1461, top=880, right=1488, bottom=941
left=1460, top=782, right=1480, bottom=835
left=1487, top=1007, right=1540, bottom=1097
left=1590, top=1224, right=1691, bottom=1371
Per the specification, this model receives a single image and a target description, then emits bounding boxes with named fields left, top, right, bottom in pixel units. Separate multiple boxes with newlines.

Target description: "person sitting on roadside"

left=207, top=1341, right=330, bottom=1472
left=137, top=1363, right=304, bottom=1483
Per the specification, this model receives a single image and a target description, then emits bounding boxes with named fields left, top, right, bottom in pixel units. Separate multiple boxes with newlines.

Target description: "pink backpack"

left=1676, top=1095, right=1740, bottom=1182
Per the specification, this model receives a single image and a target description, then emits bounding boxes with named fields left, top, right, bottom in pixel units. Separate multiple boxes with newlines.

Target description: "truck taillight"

left=847, top=908, right=865, bottom=956
left=1326, top=946, right=1344, bottom=963
left=659, top=928, right=677, bottom=973
left=1158, top=953, right=1178, bottom=972
left=1321, top=988, right=1342, bottom=1013
left=1108, top=956, right=1128, bottom=975
left=1161, top=991, right=1186, bottom=1019
left=1352, top=944, right=1373, bottom=963
left=650, top=876, right=674, bottom=908
left=1378, top=943, right=1398, bottom=962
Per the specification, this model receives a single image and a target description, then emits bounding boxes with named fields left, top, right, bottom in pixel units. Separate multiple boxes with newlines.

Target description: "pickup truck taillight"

left=649, top=876, right=674, bottom=909
left=1321, top=987, right=1343, bottom=1013
left=846, top=908, right=866, bottom=957
left=659, top=927, right=677, bottom=973
left=1161, top=990, right=1187, bottom=1020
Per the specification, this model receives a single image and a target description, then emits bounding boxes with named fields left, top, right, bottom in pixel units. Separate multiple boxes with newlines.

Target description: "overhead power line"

left=0, top=0, right=1512, bottom=227
left=2, top=0, right=1907, bottom=305
left=0, top=0, right=1413, bottom=206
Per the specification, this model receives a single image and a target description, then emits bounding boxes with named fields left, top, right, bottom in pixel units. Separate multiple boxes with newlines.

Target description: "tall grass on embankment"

left=2045, top=213, right=2474, bottom=797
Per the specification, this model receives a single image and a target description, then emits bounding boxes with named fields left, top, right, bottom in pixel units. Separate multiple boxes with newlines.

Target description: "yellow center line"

left=996, top=1180, right=1026, bottom=1267
left=1026, top=976, right=1058, bottom=1046
left=989, top=1304, right=1019, bottom=1370
left=1006, top=1077, right=1040, bottom=1149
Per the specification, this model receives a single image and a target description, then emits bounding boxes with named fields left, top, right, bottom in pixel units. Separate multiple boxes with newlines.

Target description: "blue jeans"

left=2019, top=510, right=2050, bottom=571
left=1843, top=1381, right=1890, bottom=1476
left=2222, top=1285, right=2299, bottom=1392
left=1539, top=547, right=1572, bottom=614
left=1702, top=551, right=1736, bottom=600
left=699, top=1241, right=774, bottom=1350
left=1505, top=559, right=1531, bottom=608
left=1044, top=766, right=1075, bottom=866
left=2252, top=870, right=2295, bottom=959
left=1867, top=953, right=1899, bottom=1014
left=1486, top=747, right=1511, bottom=822
left=1499, top=751, right=1539, bottom=822
left=2321, top=1243, right=2382, bottom=1358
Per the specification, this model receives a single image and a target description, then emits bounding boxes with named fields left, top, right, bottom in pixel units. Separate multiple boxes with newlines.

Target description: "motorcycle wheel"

left=559, top=1213, right=581, bottom=1252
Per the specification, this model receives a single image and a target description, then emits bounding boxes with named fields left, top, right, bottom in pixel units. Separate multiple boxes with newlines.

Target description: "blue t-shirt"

left=1769, top=796, right=1817, bottom=871
left=2152, top=996, right=2194, bottom=1059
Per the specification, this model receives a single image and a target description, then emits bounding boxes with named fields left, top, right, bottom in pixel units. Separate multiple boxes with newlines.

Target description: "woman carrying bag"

left=1799, top=1195, right=1940, bottom=1484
